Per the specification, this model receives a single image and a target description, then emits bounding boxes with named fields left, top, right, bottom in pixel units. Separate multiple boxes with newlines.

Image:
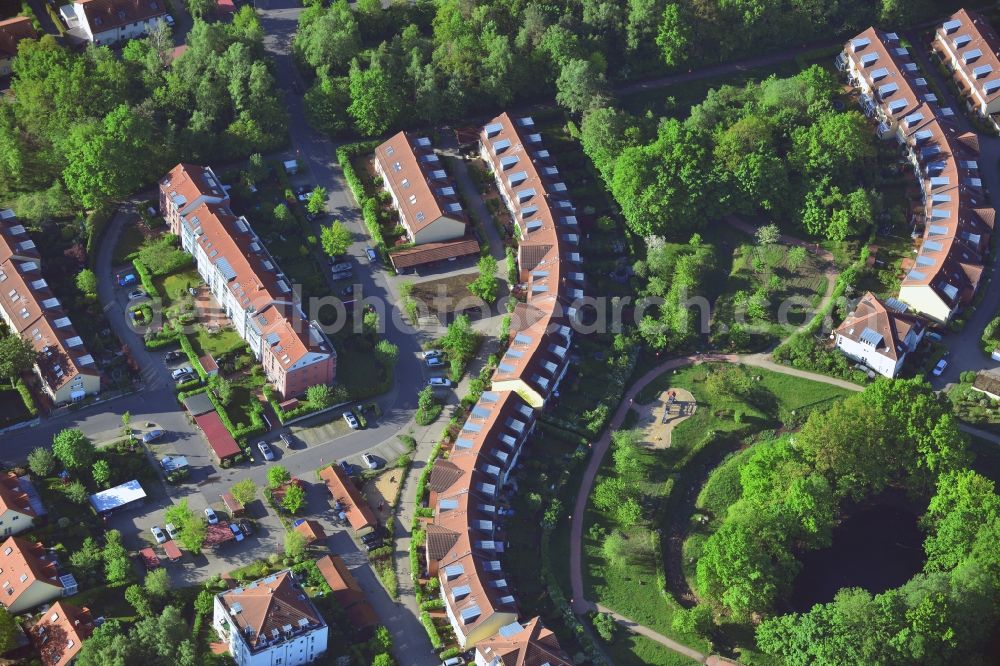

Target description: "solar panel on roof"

left=463, top=422, right=482, bottom=432
left=499, top=622, right=523, bottom=638
left=452, top=585, right=471, bottom=599
left=444, top=564, right=464, bottom=578
left=974, top=64, right=993, bottom=78
left=215, top=258, right=237, bottom=280
left=498, top=362, right=515, bottom=374
left=481, top=391, right=498, bottom=402
left=931, top=208, right=950, bottom=219
left=492, top=138, right=511, bottom=152
left=914, top=129, right=933, bottom=142
left=456, top=438, right=473, bottom=449
left=869, top=67, right=889, bottom=80
left=931, top=193, right=951, bottom=203
left=859, top=328, right=883, bottom=347
left=860, top=52, right=878, bottom=66
left=514, top=333, right=533, bottom=344
left=460, top=605, right=481, bottom=623
left=440, top=498, right=458, bottom=510
left=942, top=19, right=961, bottom=32
left=484, top=122, right=502, bottom=136
left=907, top=269, right=926, bottom=280
left=851, top=37, right=871, bottom=49
left=471, top=406, right=491, bottom=419
left=923, top=240, right=944, bottom=252
left=885, top=297, right=908, bottom=312
left=942, top=283, right=959, bottom=300
left=904, top=112, right=924, bottom=126
left=917, top=255, right=935, bottom=266
left=953, top=34, right=971, bottom=48
left=964, top=48, right=984, bottom=63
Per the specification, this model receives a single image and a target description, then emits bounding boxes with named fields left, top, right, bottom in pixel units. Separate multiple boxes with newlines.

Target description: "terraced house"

left=159, top=164, right=336, bottom=397
left=420, top=115, right=579, bottom=655
left=839, top=27, right=991, bottom=325
left=934, top=9, right=1000, bottom=118
left=0, top=210, right=100, bottom=405
left=0, top=16, right=36, bottom=77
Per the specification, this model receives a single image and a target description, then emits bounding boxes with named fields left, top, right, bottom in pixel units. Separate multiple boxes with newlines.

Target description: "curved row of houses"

left=421, top=113, right=581, bottom=664
left=834, top=20, right=994, bottom=377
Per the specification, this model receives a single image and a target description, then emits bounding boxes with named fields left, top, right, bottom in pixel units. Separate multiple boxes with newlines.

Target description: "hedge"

left=14, top=378, right=38, bottom=417
left=419, top=611, right=443, bottom=650
left=541, top=531, right=608, bottom=665
left=174, top=378, right=202, bottom=393
left=84, top=206, right=113, bottom=266
left=177, top=334, right=208, bottom=380
left=131, top=258, right=158, bottom=298
left=336, top=141, right=386, bottom=256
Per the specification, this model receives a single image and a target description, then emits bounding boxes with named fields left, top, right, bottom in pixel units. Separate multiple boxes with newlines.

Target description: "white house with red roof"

left=61, top=0, right=167, bottom=46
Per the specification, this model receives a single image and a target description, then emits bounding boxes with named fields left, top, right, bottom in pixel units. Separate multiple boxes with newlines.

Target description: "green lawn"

left=333, top=332, right=389, bottom=400
left=584, top=364, right=850, bottom=661
left=603, top=634, right=702, bottom=666
left=0, top=387, right=30, bottom=428
left=192, top=327, right=247, bottom=358
left=157, top=268, right=203, bottom=306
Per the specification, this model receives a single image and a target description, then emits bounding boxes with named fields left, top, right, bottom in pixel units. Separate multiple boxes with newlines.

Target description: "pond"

left=789, top=494, right=925, bottom=612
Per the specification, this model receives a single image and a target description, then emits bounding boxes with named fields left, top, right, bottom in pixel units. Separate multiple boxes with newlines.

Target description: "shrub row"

left=419, top=611, right=443, bottom=650
left=15, top=378, right=38, bottom=417
left=337, top=142, right=386, bottom=256
left=177, top=334, right=208, bottom=380
left=131, top=258, right=158, bottom=298
left=541, top=530, right=608, bottom=665
left=205, top=384, right=265, bottom=441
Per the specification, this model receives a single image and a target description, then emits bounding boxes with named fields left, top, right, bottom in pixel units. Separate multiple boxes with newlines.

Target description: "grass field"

left=192, top=327, right=246, bottom=358
left=584, top=364, right=849, bottom=662
left=157, top=268, right=202, bottom=306
left=603, top=634, right=702, bottom=666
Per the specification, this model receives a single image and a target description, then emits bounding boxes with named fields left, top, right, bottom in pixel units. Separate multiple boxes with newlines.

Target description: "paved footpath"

left=568, top=353, right=865, bottom=664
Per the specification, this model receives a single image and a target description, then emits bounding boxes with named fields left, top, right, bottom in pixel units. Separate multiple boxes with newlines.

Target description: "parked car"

left=238, top=521, right=253, bottom=537
left=127, top=289, right=146, bottom=301
left=363, top=540, right=384, bottom=552
left=142, top=429, right=165, bottom=444
left=164, top=350, right=184, bottom=362
left=257, top=441, right=275, bottom=461
left=151, top=526, right=166, bottom=544
left=117, top=273, right=136, bottom=287
left=424, top=350, right=443, bottom=360
left=330, top=261, right=352, bottom=273
left=164, top=13, right=174, bottom=26
left=230, top=523, right=245, bottom=542
left=340, top=285, right=354, bottom=297
left=361, top=530, right=382, bottom=545
left=442, top=658, right=463, bottom=666
left=428, top=377, right=453, bottom=388
left=173, top=372, right=194, bottom=384
left=171, top=367, right=193, bottom=380
left=425, top=356, right=445, bottom=368
left=165, top=523, right=179, bottom=540
left=932, top=359, right=948, bottom=376
left=280, top=433, right=293, bottom=448
left=362, top=453, right=379, bottom=470
left=204, top=508, right=219, bottom=524
left=343, top=411, right=360, bottom=429
left=365, top=246, right=378, bottom=262
left=339, top=460, right=353, bottom=475
left=926, top=331, right=943, bottom=342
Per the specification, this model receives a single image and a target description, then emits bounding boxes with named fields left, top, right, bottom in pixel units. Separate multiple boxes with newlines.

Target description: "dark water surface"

left=789, top=499, right=924, bottom=612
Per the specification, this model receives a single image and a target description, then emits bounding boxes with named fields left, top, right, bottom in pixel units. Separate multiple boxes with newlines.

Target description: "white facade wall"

left=75, top=6, right=166, bottom=46
left=212, top=596, right=328, bottom=666
left=834, top=335, right=901, bottom=378
left=898, top=284, right=955, bottom=323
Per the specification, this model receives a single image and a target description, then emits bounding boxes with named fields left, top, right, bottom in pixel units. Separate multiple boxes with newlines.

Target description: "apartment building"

left=373, top=132, right=467, bottom=245
left=475, top=617, right=573, bottom=666
left=479, top=114, right=580, bottom=407
left=838, top=28, right=991, bottom=325
left=213, top=570, right=328, bottom=666
left=0, top=16, right=36, bottom=77
left=61, top=0, right=167, bottom=46
left=834, top=293, right=925, bottom=378
left=0, top=210, right=101, bottom=405
left=159, top=165, right=336, bottom=398
left=934, top=9, right=1000, bottom=117
left=159, top=163, right=229, bottom=235
left=0, top=537, right=77, bottom=615
left=414, top=115, right=578, bottom=657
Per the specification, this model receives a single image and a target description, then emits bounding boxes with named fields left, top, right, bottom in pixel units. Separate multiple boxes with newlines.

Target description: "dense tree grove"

left=0, top=13, right=286, bottom=210
left=755, top=467, right=1000, bottom=665
left=581, top=67, right=879, bottom=241
left=696, top=379, right=969, bottom=620
left=294, top=0, right=939, bottom=135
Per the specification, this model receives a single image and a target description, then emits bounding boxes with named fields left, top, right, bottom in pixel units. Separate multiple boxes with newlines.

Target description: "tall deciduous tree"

left=555, top=58, right=609, bottom=115
left=0, top=334, right=37, bottom=380
left=320, top=221, right=351, bottom=257
left=52, top=429, right=96, bottom=471
left=347, top=59, right=401, bottom=136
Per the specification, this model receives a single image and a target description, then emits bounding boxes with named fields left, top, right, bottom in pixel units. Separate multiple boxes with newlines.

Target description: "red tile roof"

left=0, top=16, right=35, bottom=60
left=293, top=519, right=325, bottom=544
left=192, top=411, right=241, bottom=460
left=0, top=472, right=38, bottom=519
left=318, top=466, right=376, bottom=532
left=835, top=292, right=923, bottom=362
left=218, top=571, right=324, bottom=651
left=389, top=238, right=480, bottom=270
left=374, top=131, right=467, bottom=236
left=935, top=9, right=1000, bottom=109
left=0, top=537, right=63, bottom=608
left=475, top=616, right=573, bottom=666
left=28, top=601, right=94, bottom=666
left=76, top=0, right=166, bottom=34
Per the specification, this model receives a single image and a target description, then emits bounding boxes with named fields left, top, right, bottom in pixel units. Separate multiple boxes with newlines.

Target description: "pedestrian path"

left=569, top=353, right=862, bottom=664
